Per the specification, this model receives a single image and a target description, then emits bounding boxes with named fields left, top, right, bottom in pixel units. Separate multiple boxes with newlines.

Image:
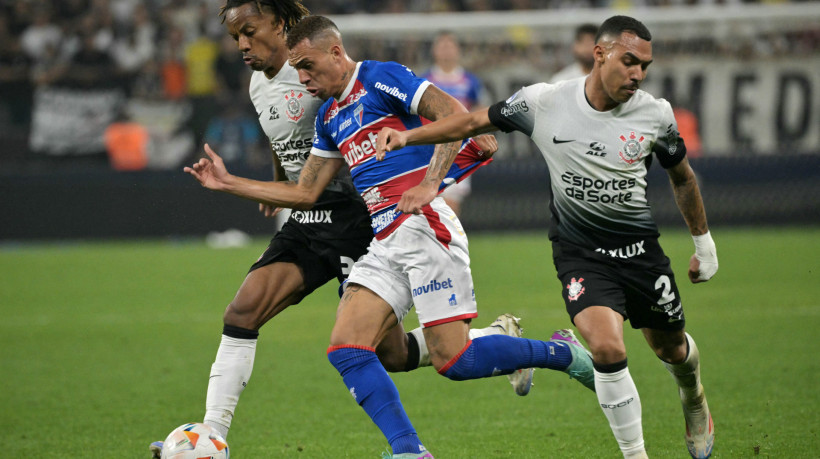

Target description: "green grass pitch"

left=1, top=226, right=818, bottom=458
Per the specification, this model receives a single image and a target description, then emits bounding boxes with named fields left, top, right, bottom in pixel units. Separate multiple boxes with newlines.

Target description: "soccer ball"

left=160, top=423, right=229, bottom=459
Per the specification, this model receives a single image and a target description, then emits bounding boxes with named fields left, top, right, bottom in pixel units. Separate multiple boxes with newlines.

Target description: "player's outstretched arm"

left=375, top=108, right=497, bottom=160
left=184, top=144, right=343, bottom=210
left=666, top=158, right=718, bottom=283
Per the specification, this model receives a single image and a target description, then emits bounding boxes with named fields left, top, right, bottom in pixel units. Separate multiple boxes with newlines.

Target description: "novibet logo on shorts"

left=412, top=278, right=454, bottom=297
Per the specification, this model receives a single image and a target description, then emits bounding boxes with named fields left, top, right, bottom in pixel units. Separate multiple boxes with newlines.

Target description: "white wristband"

left=692, top=231, right=718, bottom=281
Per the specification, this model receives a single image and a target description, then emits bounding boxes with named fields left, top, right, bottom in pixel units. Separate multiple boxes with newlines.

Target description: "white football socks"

left=203, top=335, right=257, bottom=439
left=409, top=324, right=504, bottom=368
left=663, top=332, right=702, bottom=402
left=408, top=328, right=430, bottom=367
left=595, top=367, right=646, bottom=457
left=664, top=332, right=710, bottom=440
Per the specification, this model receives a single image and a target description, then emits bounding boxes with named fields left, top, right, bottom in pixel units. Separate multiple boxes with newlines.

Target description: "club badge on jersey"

left=285, top=90, right=306, bottom=123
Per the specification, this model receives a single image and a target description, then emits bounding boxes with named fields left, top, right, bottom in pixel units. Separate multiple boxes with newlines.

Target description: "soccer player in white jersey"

left=377, top=15, right=718, bottom=459
left=151, top=2, right=531, bottom=458
left=184, top=15, right=596, bottom=458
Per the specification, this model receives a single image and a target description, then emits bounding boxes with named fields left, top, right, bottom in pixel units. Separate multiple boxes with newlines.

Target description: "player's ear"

left=329, top=44, right=343, bottom=61
left=593, top=44, right=605, bottom=64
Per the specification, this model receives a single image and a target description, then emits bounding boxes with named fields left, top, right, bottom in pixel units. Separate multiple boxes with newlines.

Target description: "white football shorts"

left=347, top=197, right=478, bottom=327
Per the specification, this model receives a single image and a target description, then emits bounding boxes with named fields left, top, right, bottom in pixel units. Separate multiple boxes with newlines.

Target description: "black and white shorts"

left=249, top=197, right=373, bottom=302
left=552, top=238, right=686, bottom=331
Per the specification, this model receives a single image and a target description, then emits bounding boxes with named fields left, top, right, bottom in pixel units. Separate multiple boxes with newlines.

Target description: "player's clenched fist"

left=375, top=127, right=407, bottom=161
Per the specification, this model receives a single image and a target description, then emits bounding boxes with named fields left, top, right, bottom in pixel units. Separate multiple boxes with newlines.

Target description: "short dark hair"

left=286, top=15, right=339, bottom=49
left=219, top=0, right=309, bottom=33
left=595, top=15, right=651, bottom=43
left=575, top=23, right=599, bottom=41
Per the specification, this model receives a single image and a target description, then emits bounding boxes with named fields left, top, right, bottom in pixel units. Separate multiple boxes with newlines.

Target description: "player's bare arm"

left=666, top=158, right=718, bottom=283
left=392, top=86, right=471, bottom=214
left=376, top=108, right=496, bottom=160
left=185, top=144, right=343, bottom=210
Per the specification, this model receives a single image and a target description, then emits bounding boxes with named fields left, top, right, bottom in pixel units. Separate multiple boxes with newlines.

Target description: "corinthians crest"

left=285, top=90, right=305, bottom=123
left=618, top=131, right=646, bottom=165
left=566, top=277, right=586, bottom=302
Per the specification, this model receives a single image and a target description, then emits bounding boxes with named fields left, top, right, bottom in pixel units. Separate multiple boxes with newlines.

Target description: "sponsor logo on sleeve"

left=500, top=100, right=529, bottom=117
left=374, top=82, right=408, bottom=101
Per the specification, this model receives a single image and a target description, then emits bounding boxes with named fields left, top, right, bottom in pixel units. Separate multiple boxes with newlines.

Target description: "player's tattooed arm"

left=394, top=86, right=468, bottom=214
left=667, top=158, right=709, bottom=236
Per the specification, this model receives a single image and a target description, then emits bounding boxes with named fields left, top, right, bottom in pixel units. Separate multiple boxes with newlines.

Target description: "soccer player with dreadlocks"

left=151, top=2, right=526, bottom=456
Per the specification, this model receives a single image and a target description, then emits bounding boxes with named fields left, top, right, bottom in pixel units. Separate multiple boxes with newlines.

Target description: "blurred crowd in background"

left=306, top=0, right=804, bottom=13
left=0, top=0, right=817, bottom=173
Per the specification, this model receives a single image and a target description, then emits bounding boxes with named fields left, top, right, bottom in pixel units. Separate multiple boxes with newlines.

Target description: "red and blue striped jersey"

left=310, top=60, right=491, bottom=239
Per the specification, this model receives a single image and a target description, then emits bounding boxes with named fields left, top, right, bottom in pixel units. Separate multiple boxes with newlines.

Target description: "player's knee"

left=654, top=341, right=687, bottom=364
left=223, top=300, right=263, bottom=330
left=588, top=339, right=627, bottom=365
left=376, top=350, right=407, bottom=373
left=647, top=330, right=687, bottom=364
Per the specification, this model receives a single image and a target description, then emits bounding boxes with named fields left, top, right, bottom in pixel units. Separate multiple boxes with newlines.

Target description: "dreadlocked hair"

left=219, top=0, right=309, bottom=32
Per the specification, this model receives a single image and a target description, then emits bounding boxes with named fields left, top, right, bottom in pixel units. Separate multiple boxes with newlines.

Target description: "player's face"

left=597, top=32, right=653, bottom=106
left=433, top=35, right=460, bottom=66
left=288, top=38, right=344, bottom=101
left=225, top=3, right=285, bottom=78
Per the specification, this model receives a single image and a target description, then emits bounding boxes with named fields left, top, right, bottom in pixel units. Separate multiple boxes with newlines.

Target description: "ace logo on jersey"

left=618, top=131, right=646, bottom=165
left=285, top=90, right=306, bottom=123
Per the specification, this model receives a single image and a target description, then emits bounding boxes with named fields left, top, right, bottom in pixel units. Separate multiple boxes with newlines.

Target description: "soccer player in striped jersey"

left=152, top=2, right=531, bottom=458
left=377, top=15, right=717, bottom=459
left=185, top=15, right=596, bottom=458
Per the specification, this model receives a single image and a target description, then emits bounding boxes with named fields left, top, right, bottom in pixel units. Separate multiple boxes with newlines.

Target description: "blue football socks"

left=328, top=346, right=424, bottom=455
left=441, top=335, right=572, bottom=380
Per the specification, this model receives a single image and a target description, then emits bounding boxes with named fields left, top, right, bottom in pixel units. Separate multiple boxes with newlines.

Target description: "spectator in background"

left=550, top=22, right=598, bottom=83
left=63, top=29, right=119, bottom=89
left=673, top=104, right=703, bottom=158
left=20, top=8, right=62, bottom=62
left=110, top=25, right=156, bottom=90
left=203, top=99, right=265, bottom=169
left=159, top=26, right=187, bottom=100
left=184, top=23, right=220, bottom=147
left=215, top=33, right=251, bottom=104
left=104, top=111, right=151, bottom=171
left=0, top=15, right=33, bottom=127
left=131, top=58, right=166, bottom=100
left=421, top=31, right=487, bottom=216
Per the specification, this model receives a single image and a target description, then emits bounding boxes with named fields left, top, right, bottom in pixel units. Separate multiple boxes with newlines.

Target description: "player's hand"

left=473, top=134, right=498, bottom=159
left=375, top=127, right=407, bottom=161
left=396, top=182, right=438, bottom=215
left=259, top=203, right=283, bottom=218
left=689, top=231, right=718, bottom=283
left=184, top=144, right=230, bottom=191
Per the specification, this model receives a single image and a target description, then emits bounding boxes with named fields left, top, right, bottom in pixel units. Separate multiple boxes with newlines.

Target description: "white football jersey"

left=249, top=63, right=355, bottom=195
left=488, top=77, right=687, bottom=249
